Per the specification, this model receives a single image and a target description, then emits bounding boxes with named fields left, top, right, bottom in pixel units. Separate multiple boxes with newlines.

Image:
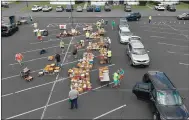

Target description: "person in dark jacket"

left=55, top=53, right=61, bottom=67
left=72, top=47, right=78, bottom=58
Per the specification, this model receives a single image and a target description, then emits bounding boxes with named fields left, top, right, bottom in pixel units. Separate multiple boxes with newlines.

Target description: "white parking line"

left=158, top=42, right=189, bottom=48
left=3, top=56, right=94, bottom=81
left=2, top=64, right=115, bottom=98
left=144, top=30, right=181, bottom=35
left=93, top=104, right=127, bottom=120
left=30, top=35, right=85, bottom=45
left=9, top=49, right=85, bottom=66
left=150, top=36, right=189, bottom=42
left=179, top=62, right=189, bottom=66
left=5, top=81, right=114, bottom=119
left=167, top=51, right=189, bottom=56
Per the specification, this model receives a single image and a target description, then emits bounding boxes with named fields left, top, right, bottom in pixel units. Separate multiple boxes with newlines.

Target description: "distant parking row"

left=31, top=4, right=112, bottom=12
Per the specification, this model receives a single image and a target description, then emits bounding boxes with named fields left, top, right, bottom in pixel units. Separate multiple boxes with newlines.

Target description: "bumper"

left=77, top=10, right=83, bottom=12
left=42, top=10, right=49, bottom=12
left=158, top=9, right=165, bottom=11
left=120, top=40, right=129, bottom=44
left=132, top=61, right=150, bottom=66
left=95, top=10, right=101, bottom=12
left=125, top=9, right=131, bottom=12
left=32, top=9, right=39, bottom=12
left=66, top=9, right=72, bottom=12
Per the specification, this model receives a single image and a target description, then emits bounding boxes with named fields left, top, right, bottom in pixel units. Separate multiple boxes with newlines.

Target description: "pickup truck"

left=31, top=5, right=42, bottom=12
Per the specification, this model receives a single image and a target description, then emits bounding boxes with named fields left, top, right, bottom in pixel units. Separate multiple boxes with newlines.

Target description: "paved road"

left=1, top=17, right=189, bottom=119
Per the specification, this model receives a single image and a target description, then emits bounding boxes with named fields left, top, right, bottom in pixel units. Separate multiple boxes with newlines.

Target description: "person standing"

left=37, top=29, right=42, bottom=41
left=60, top=40, right=64, bottom=53
left=117, top=68, right=124, bottom=86
left=72, top=46, right=78, bottom=58
left=85, top=31, right=90, bottom=40
left=111, top=20, right=116, bottom=30
left=149, top=16, right=152, bottom=23
left=107, top=49, right=112, bottom=64
left=112, top=72, right=119, bottom=88
left=55, top=53, right=61, bottom=67
left=15, top=53, right=24, bottom=66
left=69, top=87, right=79, bottom=109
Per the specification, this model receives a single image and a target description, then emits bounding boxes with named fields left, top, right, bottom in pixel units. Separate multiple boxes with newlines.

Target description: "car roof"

left=147, top=71, right=175, bottom=90
left=120, top=27, right=130, bottom=32
left=130, top=40, right=144, bottom=48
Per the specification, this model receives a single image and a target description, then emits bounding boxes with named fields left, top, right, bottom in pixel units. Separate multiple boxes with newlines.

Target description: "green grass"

left=132, top=5, right=149, bottom=10
left=20, top=1, right=86, bottom=11
left=176, top=2, right=189, bottom=9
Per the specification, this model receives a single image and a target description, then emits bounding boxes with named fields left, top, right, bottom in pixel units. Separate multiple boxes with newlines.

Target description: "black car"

left=104, top=4, right=111, bottom=12
left=167, top=5, right=176, bottom=12
left=126, top=12, right=141, bottom=21
left=177, top=13, right=189, bottom=20
left=124, top=5, right=131, bottom=12
left=86, top=5, right=94, bottom=12
left=132, top=71, right=189, bottom=120
left=66, top=5, right=73, bottom=12
left=2, top=23, right=19, bottom=37
left=1, top=2, right=9, bottom=8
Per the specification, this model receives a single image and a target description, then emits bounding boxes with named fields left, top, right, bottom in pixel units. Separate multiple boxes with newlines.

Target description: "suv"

left=126, top=12, right=141, bottom=21
left=166, top=5, right=176, bottom=12
left=119, top=27, right=132, bottom=44
left=87, top=5, right=94, bottom=12
left=1, top=2, right=9, bottom=8
left=132, top=71, right=189, bottom=120
left=66, top=5, right=73, bottom=12
left=126, top=40, right=150, bottom=66
left=154, top=4, right=165, bottom=11
left=56, top=6, right=64, bottom=12
left=104, top=4, right=111, bottom=12
left=124, top=5, right=131, bottom=12
left=2, top=23, right=19, bottom=36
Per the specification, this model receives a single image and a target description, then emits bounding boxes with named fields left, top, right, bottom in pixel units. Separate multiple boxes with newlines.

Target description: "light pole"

left=26, top=0, right=28, bottom=7
left=70, top=0, right=73, bottom=27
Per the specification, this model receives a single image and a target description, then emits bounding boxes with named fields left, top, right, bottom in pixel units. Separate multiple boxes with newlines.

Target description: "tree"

left=139, top=1, right=147, bottom=6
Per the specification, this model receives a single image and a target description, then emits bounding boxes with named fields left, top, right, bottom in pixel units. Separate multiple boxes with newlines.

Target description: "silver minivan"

left=119, top=27, right=133, bottom=44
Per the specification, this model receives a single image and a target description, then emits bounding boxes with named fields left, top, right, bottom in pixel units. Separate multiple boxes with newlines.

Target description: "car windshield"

left=181, top=13, right=187, bottom=16
left=157, top=90, right=182, bottom=106
left=126, top=6, right=131, bottom=8
left=130, top=37, right=140, bottom=40
left=132, top=48, right=146, bottom=55
left=57, top=6, right=61, bottom=8
left=77, top=6, right=81, bottom=8
left=44, top=5, right=48, bottom=8
left=121, top=32, right=132, bottom=36
left=32, top=6, right=37, bottom=8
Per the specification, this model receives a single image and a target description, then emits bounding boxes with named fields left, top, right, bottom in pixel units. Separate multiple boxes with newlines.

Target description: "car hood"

left=121, top=36, right=130, bottom=41
left=157, top=105, right=189, bottom=119
left=131, top=54, right=149, bottom=61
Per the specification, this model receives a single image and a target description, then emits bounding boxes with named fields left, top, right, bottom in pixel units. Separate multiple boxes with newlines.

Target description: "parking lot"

left=2, top=17, right=189, bottom=119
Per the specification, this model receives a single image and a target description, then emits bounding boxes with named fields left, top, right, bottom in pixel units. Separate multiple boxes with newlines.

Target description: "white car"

left=31, top=5, right=42, bottom=12
left=126, top=40, right=150, bottom=66
left=154, top=4, right=165, bottom=11
left=42, top=5, right=52, bottom=12
left=119, top=27, right=133, bottom=44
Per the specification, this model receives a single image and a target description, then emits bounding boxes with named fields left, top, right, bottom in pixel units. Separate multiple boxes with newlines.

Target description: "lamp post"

left=70, top=0, right=73, bottom=27
left=26, top=0, right=28, bottom=7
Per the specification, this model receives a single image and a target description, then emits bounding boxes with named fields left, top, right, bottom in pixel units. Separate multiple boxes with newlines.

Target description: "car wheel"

left=16, top=27, right=19, bottom=31
left=43, top=30, right=48, bottom=36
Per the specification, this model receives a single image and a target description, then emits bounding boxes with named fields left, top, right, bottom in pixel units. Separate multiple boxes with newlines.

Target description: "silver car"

left=76, top=6, right=83, bottom=12
left=119, top=27, right=133, bottom=44
left=126, top=40, right=150, bottom=66
left=129, top=36, right=141, bottom=42
left=56, top=6, right=64, bottom=12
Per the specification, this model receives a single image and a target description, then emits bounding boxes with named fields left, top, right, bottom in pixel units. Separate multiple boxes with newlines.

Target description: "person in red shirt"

left=15, top=53, right=23, bottom=65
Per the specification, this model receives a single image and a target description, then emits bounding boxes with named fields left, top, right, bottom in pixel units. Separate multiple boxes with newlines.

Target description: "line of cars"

left=31, top=4, right=112, bottom=12
left=118, top=14, right=150, bottom=67
left=119, top=13, right=189, bottom=119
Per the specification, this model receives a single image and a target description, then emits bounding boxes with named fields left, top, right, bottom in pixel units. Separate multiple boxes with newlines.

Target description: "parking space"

left=2, top=17, right=189, bottom=119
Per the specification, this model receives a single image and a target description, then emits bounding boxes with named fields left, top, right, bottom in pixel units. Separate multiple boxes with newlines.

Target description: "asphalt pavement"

left=1, top=16, right=189, bottom=119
